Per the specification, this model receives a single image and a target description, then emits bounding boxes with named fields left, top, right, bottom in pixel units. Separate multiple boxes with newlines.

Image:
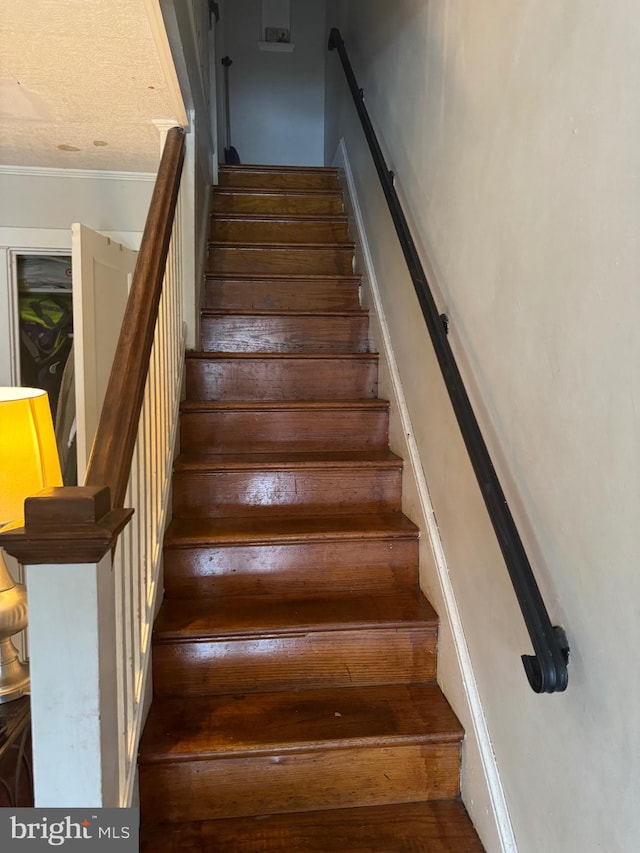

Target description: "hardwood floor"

left=138, top=164, right=484, bottom=851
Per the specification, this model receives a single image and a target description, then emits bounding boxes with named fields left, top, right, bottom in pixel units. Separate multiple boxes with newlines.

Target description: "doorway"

left=12, top=250, right=76, bottom=484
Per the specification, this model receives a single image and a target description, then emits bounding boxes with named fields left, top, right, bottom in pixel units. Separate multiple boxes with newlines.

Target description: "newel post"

left=0, top=486, right=133, bottom=807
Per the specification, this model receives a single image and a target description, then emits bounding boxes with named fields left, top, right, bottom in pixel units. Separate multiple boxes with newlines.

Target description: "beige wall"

left=0, top=169, right=154, bottom=233
left=326, top=2, right=640, bottom=851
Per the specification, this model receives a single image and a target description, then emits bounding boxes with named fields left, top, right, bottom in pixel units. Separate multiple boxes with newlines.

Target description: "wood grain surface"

left=217, top=164, right=340, bottom=190
left=204, top=274, right=362, bottom=311
left=140, top=800, right=484, bottom=852
left=212, top=188, right=344, bottom=215
left=139, top=164, right=482, bottom=850
left=186, top=352, right=378, bottom=400
left=211, top=213, right=349, bottom=243
left=200, top=309, right=369, bottom=353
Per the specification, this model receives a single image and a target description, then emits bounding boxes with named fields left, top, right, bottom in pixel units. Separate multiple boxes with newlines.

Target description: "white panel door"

left=71, top=224, right=137, bottom=481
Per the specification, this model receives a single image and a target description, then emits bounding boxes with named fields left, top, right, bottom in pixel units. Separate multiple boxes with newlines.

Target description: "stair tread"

left=212, top=212, right=349, bottom=222
left=201, top=308, right=366, bottom=316
left=209, top=240, right=355, bottom=249
left=174, top=450, right=402, bottom=471
left=213, top=187, right=343, bottom=197
left=219, top=164, right=340, bottom=174
left=140, top=799, right=483, bottom=852
left=181, top=398, right=388, bottom=411
left=165, top=512, right=419, bottom=547
left=139, top=683, right=459, bottom=763
left=153, top=589, right=437, bottom=642
left=186, top=351, right=377, bottom=361
left=205, top=273, right=361, bottom=281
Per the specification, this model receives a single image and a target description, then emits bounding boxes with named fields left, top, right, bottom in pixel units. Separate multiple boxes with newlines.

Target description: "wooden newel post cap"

left=0, top=485, right=133, bottom=565
left=24, top=486, right=112, bottom=528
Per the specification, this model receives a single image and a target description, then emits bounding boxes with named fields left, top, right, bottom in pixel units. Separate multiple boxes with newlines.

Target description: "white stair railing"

left=113, top=185, right=185, bottom=804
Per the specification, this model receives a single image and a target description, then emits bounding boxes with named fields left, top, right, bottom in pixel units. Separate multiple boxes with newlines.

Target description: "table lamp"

left=0, top=387, right=62, bottom=702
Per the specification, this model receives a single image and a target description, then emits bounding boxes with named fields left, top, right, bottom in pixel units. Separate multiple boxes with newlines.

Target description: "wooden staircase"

left=139, top=164, right=484, bottom=851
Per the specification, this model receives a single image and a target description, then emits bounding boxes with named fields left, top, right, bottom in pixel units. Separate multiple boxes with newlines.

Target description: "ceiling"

left=0, top=0, right=184, bottom=172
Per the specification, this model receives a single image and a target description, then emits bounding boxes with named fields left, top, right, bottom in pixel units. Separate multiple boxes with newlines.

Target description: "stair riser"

left=180, top=409, right=389, bottom=453
left=212, top=192, right=343, bottom=216
left=204, top=279, right=361, bottom=311
left=218, top=170, right=339, bottom=190
left=205, top=279, right=362, bottom=312
left=163, top=538, right=419, bottom=598
left=172, top=468, right=402, bottom=519
left=211, top=218, right=349, bottom=243
left=153, top=627, right=436, bottom=697
left=200, top=315, right=369, bottom=353
left=186, top=357, right=378, bottom=401
left=139, top=743, right=460, bottom=823
left=208, top=246, right=354, bottom=276
left=139, top=801, right=484, bottom=852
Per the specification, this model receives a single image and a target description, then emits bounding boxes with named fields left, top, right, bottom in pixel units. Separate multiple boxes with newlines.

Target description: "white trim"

left=123, top=344, right=185, bottom=807
left=0, top=228, right=142, bottom=250
left=337, top=136, right=517, bottom=853
left=0, top=165, right=155, bottom=182
left=152, top=119, right=185, bottom=149
left=142, top=0, right=189, bottom=128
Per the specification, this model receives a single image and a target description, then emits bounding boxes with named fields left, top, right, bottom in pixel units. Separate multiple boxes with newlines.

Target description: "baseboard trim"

left=335, top=136, right=517, bottom=853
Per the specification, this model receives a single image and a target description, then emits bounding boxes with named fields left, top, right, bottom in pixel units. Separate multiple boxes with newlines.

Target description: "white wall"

left=0, top=168, right=153, bottom=233
left=326, top=2, right=640, bottom=852
left=219, top=0, right=326, bottom=165
left=0, top=167, right=154, bottom=385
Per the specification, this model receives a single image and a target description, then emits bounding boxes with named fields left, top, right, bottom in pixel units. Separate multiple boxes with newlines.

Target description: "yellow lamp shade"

left=0, top=387, right=63, bottom=526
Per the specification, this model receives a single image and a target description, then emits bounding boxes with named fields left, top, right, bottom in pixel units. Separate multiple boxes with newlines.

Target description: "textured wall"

left=0, top=0, right=184, bottom=170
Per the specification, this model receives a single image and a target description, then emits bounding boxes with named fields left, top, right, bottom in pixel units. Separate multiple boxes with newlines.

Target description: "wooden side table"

left=0, top=696, right=32, bottom=807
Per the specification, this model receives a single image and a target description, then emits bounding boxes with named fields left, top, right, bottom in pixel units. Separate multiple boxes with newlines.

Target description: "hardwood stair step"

left=218, top=164, right=340, bottom=191
left=141, top=684, right=457, bottom=760
left=153, top=589, right=437, bottom=643
left=163, top=512, right=420, bottom=598
left=207, top=242, right=355, bottom=276
left=200, top=309, right=369, bottom=353
left=140, top=164, right=481, bottom=847
left=212, top=187, right=344, bottom=215
left=139, top=684, right=461, bottom=822
left=139, top=799, right=484, bottom=852
left=179, top=399, right=389, bottom=453
left=204, top=274, right=362, bottom=311
left=211, top=213, right=350, bottom=243
left=172, top=450, right=403, bottom=519
left=186, top=352, right=378, bottom=401
left=151, top=590, right=438, bottom=696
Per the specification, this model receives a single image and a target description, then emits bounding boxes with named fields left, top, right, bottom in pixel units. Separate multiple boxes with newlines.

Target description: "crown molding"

left=0, top=164, right=156, bottom=181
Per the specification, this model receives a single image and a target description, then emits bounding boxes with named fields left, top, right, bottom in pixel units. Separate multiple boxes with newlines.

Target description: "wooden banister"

left=86, top=126, right=186, bottom=509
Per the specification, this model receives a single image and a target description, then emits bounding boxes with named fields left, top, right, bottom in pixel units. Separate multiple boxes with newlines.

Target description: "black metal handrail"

left=328, top=27, right=569, bottom=693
